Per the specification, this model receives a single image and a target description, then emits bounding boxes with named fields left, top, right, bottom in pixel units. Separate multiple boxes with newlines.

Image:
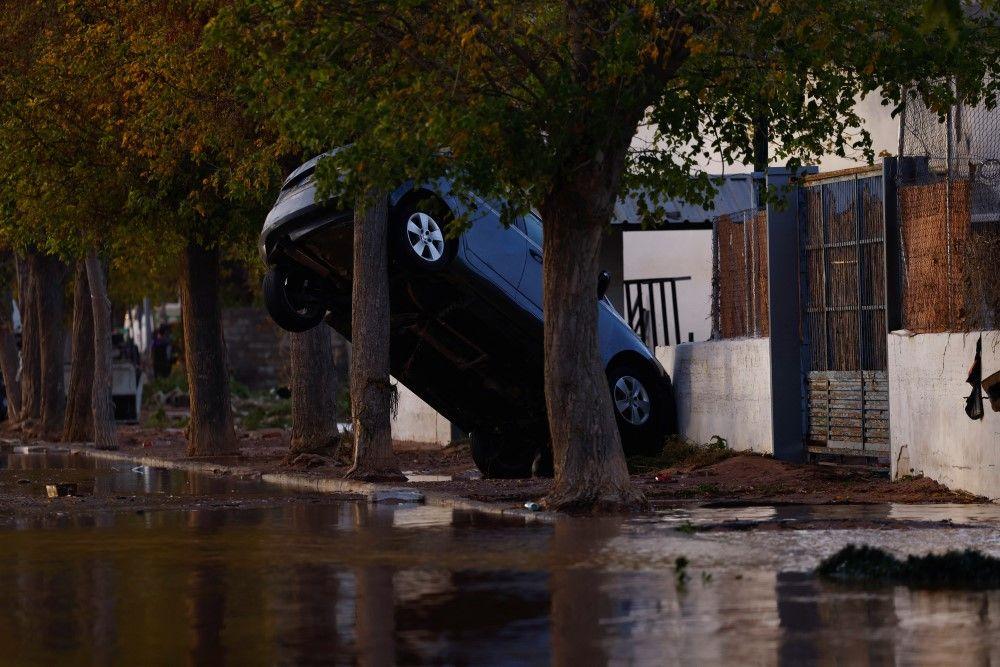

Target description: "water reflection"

left=0, top=465, right=999, bottom=663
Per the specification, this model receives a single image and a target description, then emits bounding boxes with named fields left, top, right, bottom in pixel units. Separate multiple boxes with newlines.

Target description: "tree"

left=113, top=0, right=295, bottom=457
left=63, top=261, right=95, bottom=442
left=226, top=0, right=1000, bottom=510
left=346, top=190, right=403, bottom=481
left=85, top=250, right=117, bottom=450
left=289, top=327, right=341, bottom=459
left=0, top=0, right=126, bottom=447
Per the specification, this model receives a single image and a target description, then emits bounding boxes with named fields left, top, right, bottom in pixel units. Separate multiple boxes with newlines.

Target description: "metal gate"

left=800, top=168, right=891, bottom=462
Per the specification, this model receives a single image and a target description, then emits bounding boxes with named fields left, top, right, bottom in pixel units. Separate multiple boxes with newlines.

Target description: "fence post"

left=766, top=167, right=815, bottom=462
left=883, top=157, right=902, bottom=332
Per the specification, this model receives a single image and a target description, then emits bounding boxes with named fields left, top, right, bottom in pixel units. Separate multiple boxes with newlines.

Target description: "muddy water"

left=1, top=451, right=1000, bottom=664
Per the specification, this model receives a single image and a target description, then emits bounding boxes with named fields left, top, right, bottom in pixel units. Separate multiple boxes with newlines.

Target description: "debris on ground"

left=368, top=489, right=424, bottom=504
left=818, top=544, right=1000, bottom=588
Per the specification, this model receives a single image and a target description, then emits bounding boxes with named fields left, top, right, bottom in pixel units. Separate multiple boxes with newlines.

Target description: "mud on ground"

left=110, top=425, right=990, bottom=506
left=4, top=423, right=988, bottom=515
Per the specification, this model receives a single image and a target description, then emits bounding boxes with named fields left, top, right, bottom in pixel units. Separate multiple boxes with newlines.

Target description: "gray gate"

left=800, top=168, right=891, bottom=462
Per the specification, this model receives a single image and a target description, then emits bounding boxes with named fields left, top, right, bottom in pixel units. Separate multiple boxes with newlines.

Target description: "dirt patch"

left=4, top=424, right=988, bottom=510
left=637, top=454, right=987, bottom=504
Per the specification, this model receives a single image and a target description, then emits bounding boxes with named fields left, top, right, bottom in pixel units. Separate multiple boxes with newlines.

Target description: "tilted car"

left=260, top=154, right=676, bottom=477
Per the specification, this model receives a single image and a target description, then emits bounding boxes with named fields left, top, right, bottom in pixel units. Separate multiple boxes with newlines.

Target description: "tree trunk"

left=539, top=168, right=645, bottom=512
left=36, top=252, right=67, bottom=440
left=17, top=252, right=41, bottom=427
left=179, top=238, right=237, bottom=457
left=63, top=261, right=95, bottom=442
left=346, top=190, right=403, bottom=481
left=289, top=326, right=340, bottom=457
left=0, top=285, right=21, bottom=423
left=85, top=251, right=116, bottom=450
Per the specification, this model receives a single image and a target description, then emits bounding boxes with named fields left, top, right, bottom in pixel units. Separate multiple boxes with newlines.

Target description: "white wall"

left=634, top=92, right=900, bottom=174
left=889, top=330, right=1000, bottom=500
left=657, top=339, right=773, bottom=454
left=624, top=229, right=713, bottom=342
left=391, top=380, right=453, bottom=448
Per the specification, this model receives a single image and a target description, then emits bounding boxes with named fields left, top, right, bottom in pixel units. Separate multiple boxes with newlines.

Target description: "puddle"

left=0, top=447, right=260, bottom=499
left=1, top=451, right=1000, bottom=663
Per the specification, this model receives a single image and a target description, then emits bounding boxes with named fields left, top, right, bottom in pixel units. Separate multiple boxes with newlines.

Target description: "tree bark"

left=179, top=238, right=237, bottom=457
left=539, top=161, right=645, bottom=512
left=289, top=326, right=340, bottom=457
left=85, top=251, right=117, bottom=450
left=35, top=252, right=67, bottom=440
left=17, top=252, right=41, bottom=427
left=0, top=284, right=21, bottom=423
left=346, top=190, right=403, bottom=481
left=63, top=261, right=95, bottom=442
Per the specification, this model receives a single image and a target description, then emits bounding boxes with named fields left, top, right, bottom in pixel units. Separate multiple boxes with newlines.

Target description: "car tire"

left=391, top=196, right=457, bottom=271
left=606, top=360, right=674, bottom=456
left=470, top=429, right=538, bottom=479
left=262, top=266, right=326, bottom=333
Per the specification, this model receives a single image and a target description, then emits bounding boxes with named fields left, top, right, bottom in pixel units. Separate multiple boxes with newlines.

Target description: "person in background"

left=151, top=324, right=173, bottom=379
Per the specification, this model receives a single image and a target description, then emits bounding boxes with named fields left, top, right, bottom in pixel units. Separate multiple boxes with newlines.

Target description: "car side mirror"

left=597, top=270, right=611, bottom=299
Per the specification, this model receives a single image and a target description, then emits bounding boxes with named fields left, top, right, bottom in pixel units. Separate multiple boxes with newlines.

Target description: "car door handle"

left=529, top=248, right=543, bottom=262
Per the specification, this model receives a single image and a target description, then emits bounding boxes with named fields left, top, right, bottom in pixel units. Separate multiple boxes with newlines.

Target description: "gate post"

left=882, top=156, right=902, bottom=332
left=766, top=167, right=815, bottom=461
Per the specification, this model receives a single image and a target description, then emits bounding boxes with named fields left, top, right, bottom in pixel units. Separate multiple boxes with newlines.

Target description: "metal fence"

left=624, top=276, right=691, bottom=349
left=898, top=89, right=1000, bottom=332
left=801, top=170, right=889, bottom=372
left=711, top=208, right=769, bottom=338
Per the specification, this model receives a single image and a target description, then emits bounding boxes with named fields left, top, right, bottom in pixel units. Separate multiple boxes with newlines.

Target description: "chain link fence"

left=711, top=208, right=769, bottom=338
left=898, top=89, right=1000, bottom=332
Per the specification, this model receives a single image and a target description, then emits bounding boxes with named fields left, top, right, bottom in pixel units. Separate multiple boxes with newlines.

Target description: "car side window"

left=523, top=213, right=543, bottom=247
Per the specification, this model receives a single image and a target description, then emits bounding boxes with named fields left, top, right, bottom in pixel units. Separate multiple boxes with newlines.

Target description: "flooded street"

left=2, top=449, right=1000, bottom=664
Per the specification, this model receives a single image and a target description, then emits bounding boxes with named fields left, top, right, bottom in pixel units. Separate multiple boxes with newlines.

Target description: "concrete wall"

left=656, top=339, right=773, bottom=454
left=221, top=308, right=351, bottom=391
left=889, top=330, right=1000, bottom=500
left=391, top=380, right=453, bottom=448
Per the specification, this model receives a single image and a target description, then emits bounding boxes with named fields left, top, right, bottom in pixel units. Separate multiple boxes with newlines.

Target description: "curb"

left=34, top=442, right=557, bottom=524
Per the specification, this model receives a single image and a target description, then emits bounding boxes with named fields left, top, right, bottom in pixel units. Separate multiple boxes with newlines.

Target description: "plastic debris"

left=131, top=466, right=145, bottom=474
left=368, top=489, right=425, bottom=504
left=523, top=502, right=542, bottom=511
left=45, top=483, right=78, bottom=498
left=654, top=472, right=671, bottom=483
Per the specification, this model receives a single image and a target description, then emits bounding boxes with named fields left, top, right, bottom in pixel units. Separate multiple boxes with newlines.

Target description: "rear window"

left=523, top=213, right=543, bottom=246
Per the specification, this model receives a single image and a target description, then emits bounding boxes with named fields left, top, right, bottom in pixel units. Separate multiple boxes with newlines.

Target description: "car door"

left=518, top=212, right=544, bottom=312
left=463, top=199, right=527, bottom=289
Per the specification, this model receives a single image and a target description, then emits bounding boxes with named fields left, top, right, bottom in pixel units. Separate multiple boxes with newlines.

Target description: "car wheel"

left=607, top=360, right=673, bottom=456
left=470, top=429, right=538, bottom=479
left=392, top=197, right=457, bottom=271
left=262, top=266, right=326, bottom=333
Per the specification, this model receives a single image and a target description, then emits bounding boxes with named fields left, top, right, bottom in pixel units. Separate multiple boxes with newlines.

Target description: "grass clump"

left=238, top=400, right=292, bottom=430
left=818, top=544, right=1000, bottom=589
left=627, top=435, right=733, bottom=474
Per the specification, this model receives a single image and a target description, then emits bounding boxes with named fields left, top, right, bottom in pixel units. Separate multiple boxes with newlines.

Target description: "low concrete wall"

left=889, top=330, right=1000, bottom=500
left=656, top=339, right=773, bottom=454
left=391, top=380, right=453, bottom=448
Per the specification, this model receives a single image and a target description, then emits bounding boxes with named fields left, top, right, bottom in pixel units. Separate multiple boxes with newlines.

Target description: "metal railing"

left=623, top=277, right=691, bottom=349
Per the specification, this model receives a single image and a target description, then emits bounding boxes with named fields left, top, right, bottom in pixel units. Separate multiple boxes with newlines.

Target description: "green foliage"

left=229, top=377, right=252, bottom=400
left=237, top=398, right=292, bottom=430
left=216, top=1, right=1000, bottom=227
left=144, top=368, right=189, bottom=404
left=0, top=0, right=297, bottom=299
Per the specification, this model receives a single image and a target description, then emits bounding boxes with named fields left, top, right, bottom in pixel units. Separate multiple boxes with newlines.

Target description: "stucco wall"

left=656, top=339, right=773, bottom=454
left=889, top=330, right=1000, bottom=500
left=624, top=229, right=713, bottom=342
left=391, top=380, right=453, bottom=448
